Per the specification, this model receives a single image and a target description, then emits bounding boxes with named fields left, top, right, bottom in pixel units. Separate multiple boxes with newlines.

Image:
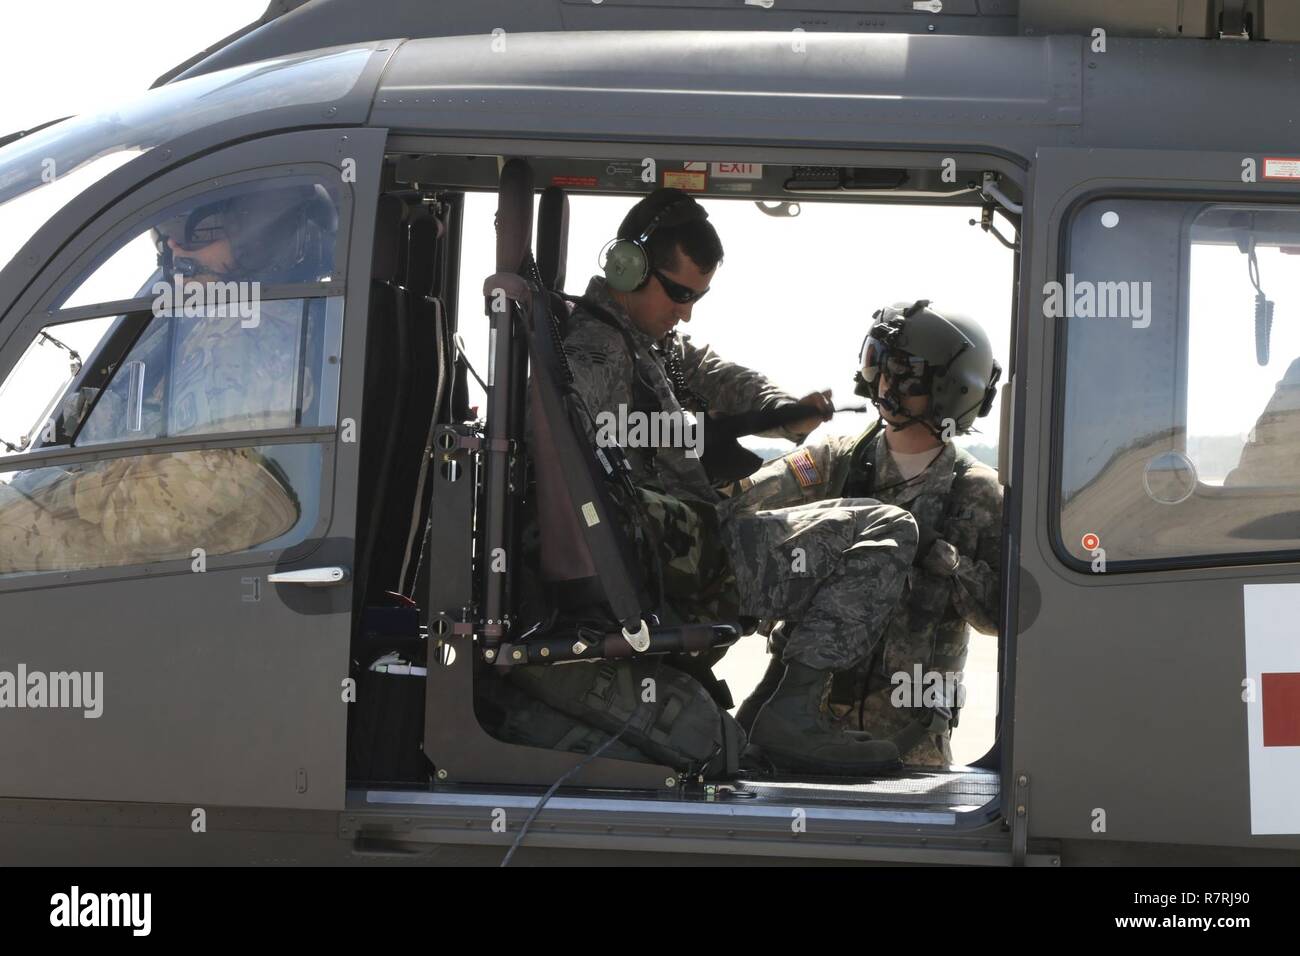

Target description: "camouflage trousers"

left=635, top=488, right=737, bottom=624
left=829, top=693, right=953, bottom=766
left=639, top=490, right=917, bottom=671
left=826, top=618, right=972, bottom=767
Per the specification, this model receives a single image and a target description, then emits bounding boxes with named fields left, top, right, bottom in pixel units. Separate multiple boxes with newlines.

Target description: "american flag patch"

left=786, top=448, right=821, bottom=488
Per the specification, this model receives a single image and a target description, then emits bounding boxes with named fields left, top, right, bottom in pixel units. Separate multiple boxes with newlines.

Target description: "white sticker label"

left=682, top=161, right=708, bottom=172
left=711, top=162, right=763, bottom=180
left=1243, top=583, right=1300, bottom=834
left=581, top=502, right=600, bottom=527
left=1263, top=158, right=1300, bottom=180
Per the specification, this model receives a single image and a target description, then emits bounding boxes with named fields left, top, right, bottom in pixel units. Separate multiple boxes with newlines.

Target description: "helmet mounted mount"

left=855, top=299, right=1001, bottom=439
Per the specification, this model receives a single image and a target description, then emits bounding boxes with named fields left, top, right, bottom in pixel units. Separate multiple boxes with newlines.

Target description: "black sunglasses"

left=652, top=268, right=710, bottom=304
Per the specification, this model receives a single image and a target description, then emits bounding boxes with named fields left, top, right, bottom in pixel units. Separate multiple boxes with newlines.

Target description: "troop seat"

left=493, top=166, right=739, bottom=665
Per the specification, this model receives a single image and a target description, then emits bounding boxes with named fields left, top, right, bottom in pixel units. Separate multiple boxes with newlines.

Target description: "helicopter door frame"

left=0, top=128, right=386, bottom=811
left=1014, top=146, right=1300, bottom=853
left=383, top=137, right=1023, bottom=808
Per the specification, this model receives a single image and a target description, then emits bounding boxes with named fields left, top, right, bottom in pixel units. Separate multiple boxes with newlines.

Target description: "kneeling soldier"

left=733, top=300, right=1003, bottom=766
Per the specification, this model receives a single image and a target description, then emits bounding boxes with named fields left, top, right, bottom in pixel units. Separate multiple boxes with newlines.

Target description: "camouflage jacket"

left=723, top=426, right=1002, bottom=667
left=561, top=275, right=802, bottom=506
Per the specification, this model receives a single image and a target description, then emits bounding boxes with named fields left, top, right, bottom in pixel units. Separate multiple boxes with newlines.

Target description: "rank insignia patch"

left=786, top=448, right=821, bottom=488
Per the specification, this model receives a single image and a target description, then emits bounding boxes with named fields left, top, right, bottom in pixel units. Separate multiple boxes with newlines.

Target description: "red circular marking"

left=1081, top=533, right=1100, bottom=551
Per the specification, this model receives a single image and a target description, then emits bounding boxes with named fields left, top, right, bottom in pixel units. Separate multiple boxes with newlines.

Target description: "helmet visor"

left=861, top=335, right=931, bottom=396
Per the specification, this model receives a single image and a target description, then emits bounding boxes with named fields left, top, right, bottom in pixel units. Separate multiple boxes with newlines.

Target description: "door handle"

left=267, top=566, right=351, bottom=586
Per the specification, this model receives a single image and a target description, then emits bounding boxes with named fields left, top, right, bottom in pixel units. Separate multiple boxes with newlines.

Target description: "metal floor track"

left=729, top=766, right=999, bottom=812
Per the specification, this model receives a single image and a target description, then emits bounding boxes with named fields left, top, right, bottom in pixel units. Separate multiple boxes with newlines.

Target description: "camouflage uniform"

left=0, top=300, right=312, bottom=575
left=732, top=425, right=1001, bottom=764
left=561, top=276, right=917, bottom=669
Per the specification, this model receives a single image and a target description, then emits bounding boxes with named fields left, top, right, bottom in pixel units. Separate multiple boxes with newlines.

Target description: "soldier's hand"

left=914, top=519, right=941, bottom=563
left=787, top=389, right=834, bottom=440
left=921, top=538, right=960, bottom=576
left=914, top=522, right=960, bottom=574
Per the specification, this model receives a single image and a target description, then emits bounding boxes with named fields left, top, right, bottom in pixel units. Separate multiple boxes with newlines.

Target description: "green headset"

left=602, top=192, right=709, bottom=293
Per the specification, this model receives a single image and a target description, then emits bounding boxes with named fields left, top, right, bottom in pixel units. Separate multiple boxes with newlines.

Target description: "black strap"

left=554, top=293, right=675, bottom=608
left=563, top=295, right=713, bottom=417
left=561, top=296, right=821, bottom=485
left=842, top=424, right=972, bottom=538
left=524, top=282, right=652, bottom=631
left=841, top=421, right=885, bottom=499
left=660, top=330, right=708, bottom=412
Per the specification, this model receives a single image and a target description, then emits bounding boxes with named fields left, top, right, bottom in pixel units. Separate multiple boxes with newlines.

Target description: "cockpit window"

left=0, top=316, right=114, bottom=455
left=0, top=45, right=370, bottom=277
left=57, top=175, right=342, bottom=310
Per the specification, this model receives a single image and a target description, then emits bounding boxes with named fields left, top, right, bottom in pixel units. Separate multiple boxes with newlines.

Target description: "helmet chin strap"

left=870, top=389, right=946, bottom=439
left=856, top=369, right=946, bottom=439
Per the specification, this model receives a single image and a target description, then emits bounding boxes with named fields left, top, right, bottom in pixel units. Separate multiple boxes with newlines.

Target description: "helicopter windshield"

left=0, top=45, right=370, bottom=277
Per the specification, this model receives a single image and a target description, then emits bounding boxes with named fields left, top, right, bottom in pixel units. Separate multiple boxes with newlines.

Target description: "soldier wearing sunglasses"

left=557, top=190, right=924, bottom=776
left=728, top=300, right=1004, bottom=767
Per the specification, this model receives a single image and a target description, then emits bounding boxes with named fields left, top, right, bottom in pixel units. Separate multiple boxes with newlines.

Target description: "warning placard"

left=664, top=170, right=706, bottom=191
left=1263, top=158, right=1300, bottom=181
left=551, top=175, right=598, bottom=189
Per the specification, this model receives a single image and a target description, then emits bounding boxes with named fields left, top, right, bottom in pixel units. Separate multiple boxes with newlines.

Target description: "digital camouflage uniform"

left=733, top=425, right=1001, bottom=764
left=0, top=300, right=312, bottom=575
left=561, top=276, right=917, bottom=671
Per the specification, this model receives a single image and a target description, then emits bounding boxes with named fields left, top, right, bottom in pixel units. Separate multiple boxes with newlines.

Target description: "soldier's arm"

left=561, top=321, right=636, bottom=447
left=676, top=336, right=805, bottom=441
left=925, top=470, right=1002, bottom=634
left=718, top=443, right=832, bottom=518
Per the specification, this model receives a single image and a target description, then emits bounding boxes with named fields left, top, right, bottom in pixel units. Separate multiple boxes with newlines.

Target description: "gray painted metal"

left=372, top=31, right=1081, bottom=158
left=1, top=6, right=1299, bottom=861
left=4, top=789, right=1293, bottom=864
left=1020, top=0, right=1213, bottom=38
left=344, top=784, right=1037, bottom=864
left=367, top=789, right=960, bottom=825
left=166, top=1, right=1299, bottom=90
left=0, top=793, right=1039, bottom=865
left=171, top=0, right=1023, bottom=82
left=1015, top=147, right=1300, bottom=852
left=0, top=128, right=387, bottom=810
left=369, top=31, right=1300, bottom=160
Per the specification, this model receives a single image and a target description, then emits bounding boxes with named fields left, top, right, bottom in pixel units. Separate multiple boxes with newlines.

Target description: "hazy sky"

left=0, top=2, right=266, bottom=134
